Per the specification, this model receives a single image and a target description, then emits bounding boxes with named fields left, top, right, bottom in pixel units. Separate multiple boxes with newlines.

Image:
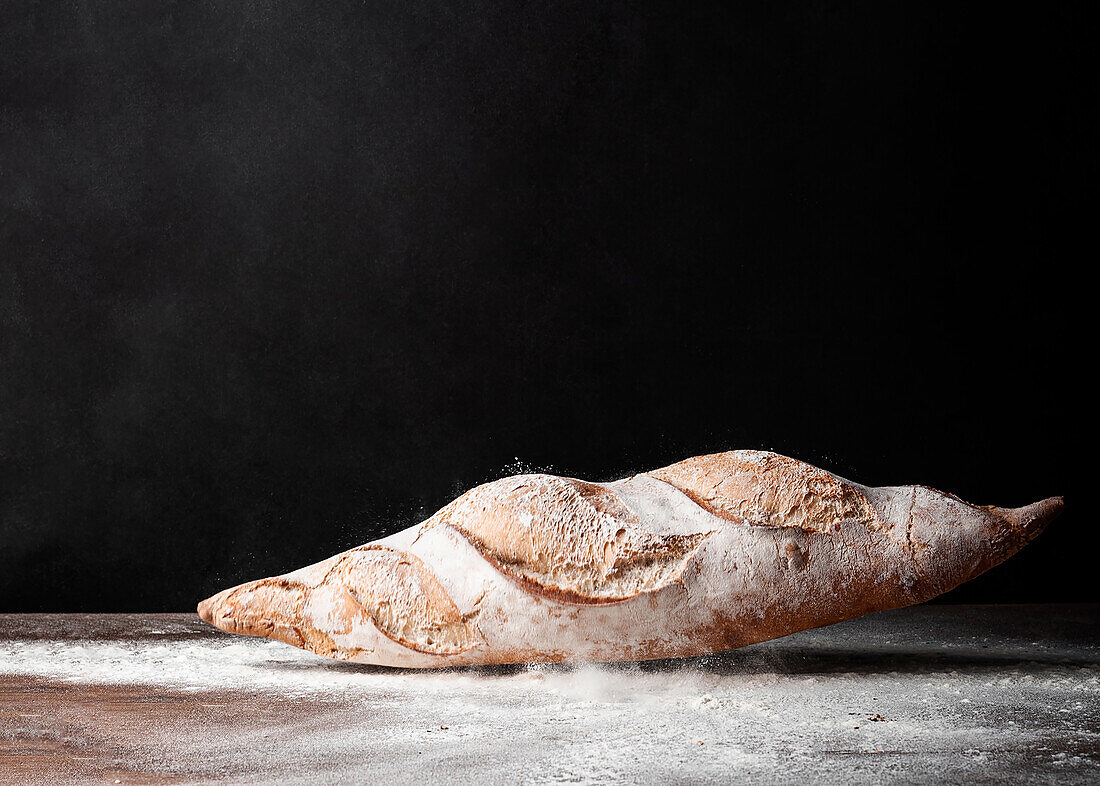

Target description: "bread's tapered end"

left=195, top=579, right=310, bottom=648
left=196, top=594, right=216, bottom=625
left=1001, top=495, right=1065, bottom=544
left=196, top=587, right=239, bottom=632
left=956, top=495, right=1065, bottom=590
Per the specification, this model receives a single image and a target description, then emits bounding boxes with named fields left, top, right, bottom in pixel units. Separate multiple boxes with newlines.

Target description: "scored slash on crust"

left=199, top=545, right=482, bottom=658
left=445, top=523, right=713, bottom=605
left=428, top=473, right=716, bottom=605
left=648, top=451, right=877, bottom=533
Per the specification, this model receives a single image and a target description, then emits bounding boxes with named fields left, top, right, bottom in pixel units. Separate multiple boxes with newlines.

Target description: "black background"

left=1, top=2, right=1088, bottom=611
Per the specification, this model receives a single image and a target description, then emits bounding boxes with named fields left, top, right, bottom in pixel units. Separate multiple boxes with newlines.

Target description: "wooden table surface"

left=1, top=605, right=1098, bottom=785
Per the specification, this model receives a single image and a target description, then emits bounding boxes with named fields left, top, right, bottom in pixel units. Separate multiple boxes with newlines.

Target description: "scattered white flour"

left=1, top=606, right=1098, bottom=785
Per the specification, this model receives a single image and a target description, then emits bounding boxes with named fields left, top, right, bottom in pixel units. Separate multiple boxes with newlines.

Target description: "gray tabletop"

left=1, top=604, right=1097, bottom=785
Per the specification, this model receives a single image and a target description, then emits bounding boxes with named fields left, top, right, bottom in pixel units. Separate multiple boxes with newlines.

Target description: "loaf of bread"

left=197, top=451, right=1062, bottom=667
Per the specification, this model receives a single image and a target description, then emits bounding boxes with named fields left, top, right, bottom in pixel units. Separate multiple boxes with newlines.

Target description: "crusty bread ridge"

left=197, top=450, right=1063, bottom=667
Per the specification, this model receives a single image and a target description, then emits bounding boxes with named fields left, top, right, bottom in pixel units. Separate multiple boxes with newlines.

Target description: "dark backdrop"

left=1, top=2, right=1088, bottom=611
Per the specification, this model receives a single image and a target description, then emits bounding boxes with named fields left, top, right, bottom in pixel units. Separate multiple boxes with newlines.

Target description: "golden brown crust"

left=648, top=451, right=876, bottom=532
left=331, top=546, right=478, bottom=654
left=431, top=474, right=712, bottom=604
left=200, top=580, right=365, bottom=659
left=198, top=546, right=479, bottom=658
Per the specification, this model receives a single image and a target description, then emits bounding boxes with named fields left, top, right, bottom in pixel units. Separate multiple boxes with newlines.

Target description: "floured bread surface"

left=200, top=546, right=479, bottom=660
left=429, top=474, right=712, bottom=604
left=328, top=546, right=479, bottom=654
left=649, top=450, right=876, bottom=532
left=198, top=450, right=1063, bottom=668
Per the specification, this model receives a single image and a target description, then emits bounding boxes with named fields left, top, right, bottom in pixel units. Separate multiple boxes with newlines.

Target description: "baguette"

left=197, top=451, right=1063, bottom=667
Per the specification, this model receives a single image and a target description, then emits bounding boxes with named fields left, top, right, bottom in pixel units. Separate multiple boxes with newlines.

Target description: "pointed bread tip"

left=197, top=595, right=215, bottom=625
left=196, top=587, right=239, bottom=631
left=1005, top=495, right=1064, bottom=541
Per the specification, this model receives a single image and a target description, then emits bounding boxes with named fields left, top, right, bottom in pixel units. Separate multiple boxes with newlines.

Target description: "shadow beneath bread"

left=460, top=647, right=1099, bottom=678
left=255, top=645, right=1099, bottom=679
left=648, top=646, right=1100, bottom=676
